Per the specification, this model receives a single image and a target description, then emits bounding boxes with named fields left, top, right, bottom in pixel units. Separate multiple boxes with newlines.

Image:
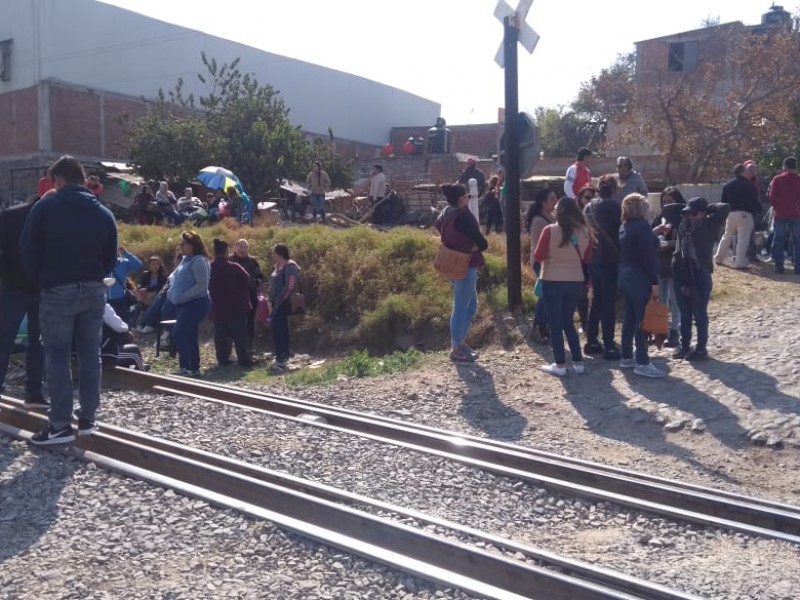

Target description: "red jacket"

left=768, top=171, right=800, bottom=220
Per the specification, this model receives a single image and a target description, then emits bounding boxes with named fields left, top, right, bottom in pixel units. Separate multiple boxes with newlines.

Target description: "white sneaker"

left=634, top=363, right=666, bottom=378
left=619, top=358, right=637, bottom=369
left=572, top=362, right=585, bottom=374
left=540, top=363, right=567, bottom=377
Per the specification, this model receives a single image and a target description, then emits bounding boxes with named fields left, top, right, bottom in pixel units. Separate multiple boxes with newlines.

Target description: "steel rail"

left=108, top=368, right=800, bottom=544
left=0, top=397, right=700, bottom=600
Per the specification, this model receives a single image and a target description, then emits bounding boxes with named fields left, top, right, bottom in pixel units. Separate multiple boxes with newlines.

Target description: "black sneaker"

left=23, top=393, right=49, bottom=410
left=687, top=348, right=708, bottom=360
left=77, top=418, right=97, bottom=436
left=672, top=347, right=690, bottom=359
left=583, top=342, right=604, bottom=355
left=603, top=347, right=621, bottom=360
left=30, top=424, right=74, bottom=445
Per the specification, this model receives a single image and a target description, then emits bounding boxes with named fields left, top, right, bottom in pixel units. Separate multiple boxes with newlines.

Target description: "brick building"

left=0, top=0, right=440, bottom=202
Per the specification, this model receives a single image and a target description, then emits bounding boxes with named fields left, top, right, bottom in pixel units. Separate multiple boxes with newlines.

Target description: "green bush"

left=117, top=223, right=537, bottom=353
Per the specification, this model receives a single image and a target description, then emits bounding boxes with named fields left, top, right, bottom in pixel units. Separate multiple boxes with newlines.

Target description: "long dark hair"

left=524, top=188, right=553, bottom=233
left=555, top=196, right=587, bottom=247
left=441, top=183, right=467, bottom=206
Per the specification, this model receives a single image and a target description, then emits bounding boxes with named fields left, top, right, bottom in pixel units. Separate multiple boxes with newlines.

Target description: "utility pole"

left=495, top=0, right=539, bottom=311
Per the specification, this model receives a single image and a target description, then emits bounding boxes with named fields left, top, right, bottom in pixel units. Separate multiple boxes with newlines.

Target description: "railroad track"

left=109, top=368, right=800, bottom=545
left=0, top=394, right=697, bottom=600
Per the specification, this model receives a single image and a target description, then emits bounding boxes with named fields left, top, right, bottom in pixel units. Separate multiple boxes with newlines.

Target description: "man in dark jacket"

left=20, top=155, right=118, bottom=445
left=713, top=163, right=762, bottom=269
left=583, top=174, right=622, bottom=360
left=671, top=197, right=730, bottom=360
left=458, top=158, right=487, bottom=196
left=0, top=197, right=45, bottom=407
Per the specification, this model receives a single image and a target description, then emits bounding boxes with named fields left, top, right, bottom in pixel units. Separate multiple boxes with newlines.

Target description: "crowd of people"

left=0, top=156, right=302, bottom=446
left=441, top=150, right=799, bottom=380
left=132, top=181, right=253, bottom=226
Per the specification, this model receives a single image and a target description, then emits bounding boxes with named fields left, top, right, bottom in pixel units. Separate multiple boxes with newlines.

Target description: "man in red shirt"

left=564, top=147, right=592, bottom=199
left=768, top=156, right=800, bottom=274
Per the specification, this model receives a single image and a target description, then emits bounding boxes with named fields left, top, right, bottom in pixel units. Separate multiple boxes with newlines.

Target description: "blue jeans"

left=541, top=281, right=583, bottom=365
left=310, top=193, right=326, bottom=223
left=139, top=294, right=175, bottom=328
left=0, top=288, right=43, bottom=397
left=675, top=266, right=712, bottom=352
left=658, top=276, right=680, bottom=331
left=450, top=267, right=479, bottom=348
left=619, top=266, right=651, bottom=366
left=172, top=296, right=210, bottom=371
left=271, top=302, right=291, bottom=362
left=39, top=282, right=106, bottom=430
left=532, top=262, right=547, bottom=325
left=771, top=218, right=800, bottom=273
left=587, top=263, right=619, bottom=349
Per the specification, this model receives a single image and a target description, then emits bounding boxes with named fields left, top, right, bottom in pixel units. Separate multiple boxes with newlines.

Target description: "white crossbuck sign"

left=494, top=0, right=539, bottom=68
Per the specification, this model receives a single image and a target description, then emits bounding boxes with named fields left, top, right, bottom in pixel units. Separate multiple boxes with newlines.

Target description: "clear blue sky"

left=101, top=0, right=792, bottom=125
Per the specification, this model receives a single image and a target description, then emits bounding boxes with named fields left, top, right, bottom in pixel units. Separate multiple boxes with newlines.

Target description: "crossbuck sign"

left=494, top=0, right=539, bottom=68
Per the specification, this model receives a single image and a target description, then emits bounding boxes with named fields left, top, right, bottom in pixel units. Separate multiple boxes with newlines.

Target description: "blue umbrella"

left=196, top=166, right=242, bottom=191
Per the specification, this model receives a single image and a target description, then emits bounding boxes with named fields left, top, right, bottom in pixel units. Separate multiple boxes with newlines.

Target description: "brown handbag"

left=641, top=298, right=669, bottom=335
left=433, top=244, right=471, bottom=280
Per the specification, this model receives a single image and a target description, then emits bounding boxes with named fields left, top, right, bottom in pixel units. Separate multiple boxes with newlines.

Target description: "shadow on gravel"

left=561, top=363, right=741, bottom=483
left=691, top=359, right=800, bottom=417
left=453, top=363, right=527, bottom=442
left=0, top=447, right=79, bottom=564
left=619, top=365, right=750, bottom=452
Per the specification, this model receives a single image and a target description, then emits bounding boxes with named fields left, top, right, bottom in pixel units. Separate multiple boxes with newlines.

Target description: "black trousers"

left=213, top=316, right=250, bottom=365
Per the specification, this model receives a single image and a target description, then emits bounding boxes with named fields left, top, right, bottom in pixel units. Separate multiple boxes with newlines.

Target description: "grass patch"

left=265, top=349, right=425, bottom=387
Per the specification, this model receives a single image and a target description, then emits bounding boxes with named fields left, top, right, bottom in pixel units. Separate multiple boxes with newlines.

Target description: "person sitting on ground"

left=101, top=302, right=145, bottom=371
left=225, top=186, right=246, bottom=222
left=209, top=239, right=259, bottom=368
left=132, top=256, right=167, bottom=328
left=155, top=181, right=185, bottom=226
left=86, top=174, right=104, bottom=199
left=671, top=197, right=730, bottom=360
left=177, top=187, right=200, bottom=212
left=107, top=246, right=143, bottom=326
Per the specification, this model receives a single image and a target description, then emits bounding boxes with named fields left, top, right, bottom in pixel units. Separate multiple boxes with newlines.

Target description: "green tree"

left=614, top=20, right=800, bottom=182
left=534, top=107, right=593, bottom=157
left=119, top=53, right=311, bottom=196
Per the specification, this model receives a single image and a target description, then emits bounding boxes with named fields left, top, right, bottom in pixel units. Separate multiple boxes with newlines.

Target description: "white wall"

left=0, top=0, right=440, bottom=146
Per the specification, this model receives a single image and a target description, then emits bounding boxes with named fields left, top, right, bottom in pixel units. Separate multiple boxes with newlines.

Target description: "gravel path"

left=2, top=266, right=800, bottom=599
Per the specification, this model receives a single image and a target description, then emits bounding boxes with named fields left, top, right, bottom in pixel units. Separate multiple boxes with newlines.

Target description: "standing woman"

left=652, top=186, right=687, bottom=348
left=575, top=184, right=596, bottom=332
left=306, top=161, right=332, bottom=224
left=167, top=231, right=211, bottom=376
left=483, top=175, right=503, bottom=235
left=618, top=194, right=664, bottom=378
left=533, top=197, right=593, bottom=376
left=525, top=188, right=557, bottom=344
left=267, top=244, right=301, bottom=371
left=230, top=238, right=264, bottom=353
left=435, top=183, right=488, bottom=363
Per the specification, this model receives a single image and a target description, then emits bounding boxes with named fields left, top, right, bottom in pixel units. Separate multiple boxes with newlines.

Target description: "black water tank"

left=427, top=118, right=452, bottom=154
left=762, top=4, right=790, bottom=25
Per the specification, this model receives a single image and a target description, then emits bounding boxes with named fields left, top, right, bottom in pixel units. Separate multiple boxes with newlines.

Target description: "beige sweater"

left=534, top=224, right=592, bottom=282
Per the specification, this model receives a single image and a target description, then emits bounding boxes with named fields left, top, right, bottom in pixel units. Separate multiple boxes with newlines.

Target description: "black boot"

left=663, top=329, right=680, bottom=348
